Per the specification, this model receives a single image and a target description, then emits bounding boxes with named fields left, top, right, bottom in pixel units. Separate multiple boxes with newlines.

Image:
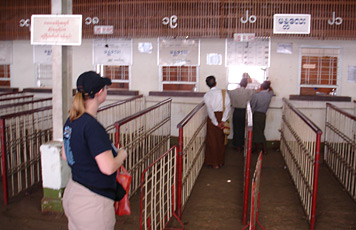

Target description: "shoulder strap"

left=222, top=90, right=226, bottom=113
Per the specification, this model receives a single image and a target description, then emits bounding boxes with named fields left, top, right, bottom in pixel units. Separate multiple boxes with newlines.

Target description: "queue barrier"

left=0, top=95, right=144, bottom=205
left=98, top=95, right=145, bottom=144
left=324, top=103, right=356, bottom=202
left=280, top=98, right=321, bottom=230
left=0, top=97, right=52, bottom=116
left=115, top=98, right=172, bottom=198
left=243, top=152, right=264, bottom=230
left=176, top=102, right=207, bottom=217
left=242, top=102, right=253, bottom=225
left=1, top=106, right=53, bottom=205
left=0, top=91, right=24, bottom=99
left=0, top=95, right=34, bottom=106
left=140, top=146, right=184, bottom=230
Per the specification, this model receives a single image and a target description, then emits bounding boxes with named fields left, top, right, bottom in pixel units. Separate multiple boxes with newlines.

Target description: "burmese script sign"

left=31, top=15, right=82, bottom=46
left=273, top=14, right=311, bottom=34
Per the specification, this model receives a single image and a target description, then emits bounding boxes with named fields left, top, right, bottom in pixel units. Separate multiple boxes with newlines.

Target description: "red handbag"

left=114, top=166, right=132, bottom=216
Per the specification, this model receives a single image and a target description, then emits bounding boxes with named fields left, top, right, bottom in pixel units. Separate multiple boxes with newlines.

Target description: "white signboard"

left=273, top=14, right=311, bottom=34
left=31, top=15, right=82, bottom=46
left=158, top=38, right=199, bottom=66
left=33, top=45, right=52, bottom=64
left=233, top=33, right=255, bottom=42
left=138, top=42, right=153, bottom=54
left=226, top=39, right=270, bottom=67
left=94, top=25, right=114, bottom=35
left=348, top=66, right=356, bottom=82
left=276, top=43, right=293, bottom=54
left=93, top=39, right=132, bottom=65
left=207, top=53, right=222, bottom=65
left=0, top=41, right=13, bottom=65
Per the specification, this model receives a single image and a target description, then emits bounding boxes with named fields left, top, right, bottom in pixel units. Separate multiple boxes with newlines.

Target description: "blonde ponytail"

left=69, top=92, right=85, bottom=121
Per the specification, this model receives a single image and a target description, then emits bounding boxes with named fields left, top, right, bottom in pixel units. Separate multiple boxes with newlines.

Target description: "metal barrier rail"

left=176, top=102, right=207, bottom=217
left=0, top=95, right=143, bottom=204
left=243, top=153, right=264, bottom=230
left=115, top=98, right=172, bottom=198
left=280, top=98, right=321, bottom=230
left=1, top=106, right=53, bottom=205
left=243, top=102, right=253, bottom=225
left=0, top=97, right=52, bottom=116
left=0, top=98, right=52, bottom=176
left=0, top=91, right=24, bottom=99
left=97, top=95, right=144, bottom=144
left=140, top=146, right=184, bottom=230
left=324, top=103, right=356, bottom=202
left=0, top=95, right=34, bottom=106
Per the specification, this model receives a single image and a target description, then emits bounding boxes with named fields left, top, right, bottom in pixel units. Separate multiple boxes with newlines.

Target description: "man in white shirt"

left=203, top=75, right=231, bottom=168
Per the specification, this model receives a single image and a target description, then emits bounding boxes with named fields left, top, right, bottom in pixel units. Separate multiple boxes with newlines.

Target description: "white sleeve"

left=204, top=94, right=218, bottom=126
left=222, top=92, right=231, bottom=122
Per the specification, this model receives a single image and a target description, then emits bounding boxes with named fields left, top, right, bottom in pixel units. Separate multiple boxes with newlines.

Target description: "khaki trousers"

left=63, top=178, right=115, bottom=230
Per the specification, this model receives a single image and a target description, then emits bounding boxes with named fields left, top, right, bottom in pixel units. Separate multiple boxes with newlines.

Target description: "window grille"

left=97, top=65, right=130, bottom=89
left=36, top=64, right=52, bottom=87
left=161, top=66, right=198, bottom=91
left=0, top=65, right=10, bottom=86
left=300, top=48, right=340, bottom=95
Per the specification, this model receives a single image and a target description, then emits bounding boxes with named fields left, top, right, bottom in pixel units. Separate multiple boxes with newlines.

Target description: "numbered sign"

left=273, top=14, right=311, bottom=34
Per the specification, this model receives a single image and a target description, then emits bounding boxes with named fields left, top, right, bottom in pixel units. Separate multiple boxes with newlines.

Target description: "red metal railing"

left=280, top=98, right=322, bottom=230
left=97, top=95, right=144, bottom=144
left=176, top=101, right=207, bottom=217
left=0, top=95, right=34, bottom=106
left=115, top=98, right=172, bottom=198
left=1, top=106, right=53, bottom=205
left=0, top=97, right=52, bottom=115
left=242, top=102, right=253, bottom=225
left=0, top=95, right=144, bottom=205
left=0, top=91, right=24, bottom=98
left=243, top=153, right=264, bottom=230
left=324, top=103, right=356, bottom=202
left=140, top=146, right=184, bottom=230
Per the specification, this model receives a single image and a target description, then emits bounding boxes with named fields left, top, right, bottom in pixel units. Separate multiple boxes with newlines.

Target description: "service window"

left=0, top=65, right=11, bottom=87
left=299, top=47, right=340, bottom=95
left=97, top=65, right=130, bottom=89
left=161, top=65, right=198, bottom=91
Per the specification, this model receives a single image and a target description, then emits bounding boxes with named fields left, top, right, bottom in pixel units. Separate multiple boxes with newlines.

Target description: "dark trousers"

left=252, top=112, right=266, bottom=144
left=232, top=108, right=246, bottom=147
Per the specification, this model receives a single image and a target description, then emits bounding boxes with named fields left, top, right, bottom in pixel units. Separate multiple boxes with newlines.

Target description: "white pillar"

left=40, top=141, right=71, bottom=213
left=40, top=0, right=73, bottom=214
left=51, top=0, right=73, bottom=140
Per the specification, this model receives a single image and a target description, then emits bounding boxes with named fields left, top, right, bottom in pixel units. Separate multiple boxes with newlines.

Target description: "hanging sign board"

left=93, top=39, right=132, bottom=65
left=31, top=14, right=82, bottom=46
left=94, top=25, right=114, bottom=35
left=273, top=14, right=311, bottom=34
left=158, top=38, right=199, bottom=66
left=226, top=38, right=270, bottom=67
left=233, top=33, right=255, bottom=42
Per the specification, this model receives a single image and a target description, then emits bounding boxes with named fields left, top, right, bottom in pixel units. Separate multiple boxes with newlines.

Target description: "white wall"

left=131, top=38, right=159, bottom=95
left=11, top=40, right=36, bottom=88
left=9, top=38, right=356, bottom=141
left=72, top=40, right=94, bottom=87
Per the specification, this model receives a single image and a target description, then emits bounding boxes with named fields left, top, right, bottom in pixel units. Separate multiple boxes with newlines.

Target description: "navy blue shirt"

left=63, top=113, right=117, bottom=200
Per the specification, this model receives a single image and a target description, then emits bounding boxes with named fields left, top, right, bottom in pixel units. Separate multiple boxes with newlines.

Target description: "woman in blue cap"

left=62, top=71, right=128, bottom=230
